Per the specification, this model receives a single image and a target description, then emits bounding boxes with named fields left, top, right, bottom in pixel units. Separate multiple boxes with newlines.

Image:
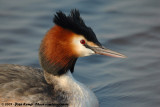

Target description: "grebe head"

left=39, top=9, right=126, bottom=76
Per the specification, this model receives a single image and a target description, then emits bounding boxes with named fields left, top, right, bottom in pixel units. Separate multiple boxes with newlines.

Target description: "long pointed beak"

left=90, top=46, right=126, bottom=58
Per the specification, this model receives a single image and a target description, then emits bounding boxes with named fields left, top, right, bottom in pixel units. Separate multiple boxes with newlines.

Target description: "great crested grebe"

left=0, top=9, right=125, bottom=107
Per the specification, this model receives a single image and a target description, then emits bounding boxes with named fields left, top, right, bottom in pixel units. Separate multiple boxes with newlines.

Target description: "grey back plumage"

left=0, top=64, right=68, bottom=106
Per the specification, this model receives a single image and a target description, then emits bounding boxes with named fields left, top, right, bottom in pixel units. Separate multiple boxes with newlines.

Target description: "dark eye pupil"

left=80, top=40, right=85, bottom=44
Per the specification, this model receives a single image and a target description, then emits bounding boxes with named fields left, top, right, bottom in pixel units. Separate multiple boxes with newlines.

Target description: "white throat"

left=52, top=71, right=99, bottom=107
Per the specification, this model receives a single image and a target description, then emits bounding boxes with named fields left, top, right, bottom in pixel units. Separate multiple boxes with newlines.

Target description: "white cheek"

left=73, top=37, right=95, bottom=57
left=78, top=44, right=95, bottom=57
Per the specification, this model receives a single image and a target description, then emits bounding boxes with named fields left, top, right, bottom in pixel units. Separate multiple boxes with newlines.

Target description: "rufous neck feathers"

left=39, top=25, right=77, bottom=76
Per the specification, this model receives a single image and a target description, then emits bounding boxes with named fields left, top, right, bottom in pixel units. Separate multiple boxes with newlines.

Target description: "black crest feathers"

left=53, top=9, right=101, bottom=45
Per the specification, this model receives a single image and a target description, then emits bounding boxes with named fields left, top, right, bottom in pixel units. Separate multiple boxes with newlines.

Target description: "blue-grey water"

left=0, top=0, right=160, bottom=107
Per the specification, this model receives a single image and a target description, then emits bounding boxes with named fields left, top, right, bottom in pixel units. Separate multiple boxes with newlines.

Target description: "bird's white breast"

left=54, top=71, right=99, bottom=107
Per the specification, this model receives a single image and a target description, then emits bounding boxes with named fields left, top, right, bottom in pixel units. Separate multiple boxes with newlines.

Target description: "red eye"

left=80, top=40, right=85, bottom=44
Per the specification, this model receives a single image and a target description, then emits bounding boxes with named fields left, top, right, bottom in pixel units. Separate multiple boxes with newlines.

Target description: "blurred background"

left=0, top=0, right=160, bottom=107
